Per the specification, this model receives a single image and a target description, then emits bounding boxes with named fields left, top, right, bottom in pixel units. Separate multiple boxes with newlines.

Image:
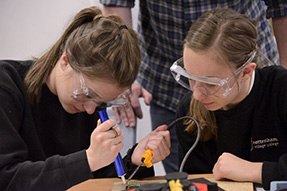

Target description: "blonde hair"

left=25, top=6, right=140, bottom=104
left=184, top=8, right=260, bottom=141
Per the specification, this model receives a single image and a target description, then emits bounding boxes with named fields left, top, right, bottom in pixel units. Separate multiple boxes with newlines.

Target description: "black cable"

left=167, top=116, right=201, bottom=172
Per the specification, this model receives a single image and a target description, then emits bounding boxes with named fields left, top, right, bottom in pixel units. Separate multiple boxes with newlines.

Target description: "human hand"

left=112, top=83, right=152, bottom=128
left=86, top=119, right=123, bottom=172
left=212, top=152, right=263, bottom=183
left=131, top=125, right=170, bottom=166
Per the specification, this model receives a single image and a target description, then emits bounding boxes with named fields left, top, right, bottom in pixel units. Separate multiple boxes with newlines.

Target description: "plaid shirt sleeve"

left=99, top=0, right=135, bottom=8
left=264, top=0, right=287, bottom=18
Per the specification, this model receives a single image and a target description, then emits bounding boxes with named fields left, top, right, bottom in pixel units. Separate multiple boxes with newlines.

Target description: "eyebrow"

left=87, top=87, right=103, bottom=99
left=88, top=87, right=120, bottom=102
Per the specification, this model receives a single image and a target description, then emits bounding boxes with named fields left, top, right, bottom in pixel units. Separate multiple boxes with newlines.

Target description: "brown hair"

left=183, top=8, right=260, bottom=141
left=24, top=6, right=140, bottom=104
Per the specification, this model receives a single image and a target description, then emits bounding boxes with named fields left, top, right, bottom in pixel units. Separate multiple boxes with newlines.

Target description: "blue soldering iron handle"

left=114, top=153, right=125, bottom=177
left=98, top=109, right=109, bottom=121
left=97, top=109, right=126, bottom=177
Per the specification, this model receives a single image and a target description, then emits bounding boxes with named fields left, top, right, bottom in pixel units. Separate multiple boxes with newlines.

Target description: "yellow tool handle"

left=141, top=148, right=153, bottom=168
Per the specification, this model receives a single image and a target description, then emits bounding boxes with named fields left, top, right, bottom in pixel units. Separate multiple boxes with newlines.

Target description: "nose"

left=192, top=84, right=206, bottom=101
left=83, top=101, right=98, bottom=114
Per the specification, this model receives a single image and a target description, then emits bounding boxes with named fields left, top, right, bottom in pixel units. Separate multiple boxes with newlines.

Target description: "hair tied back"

left=93, top=14, right=103, bottom=21
left=119, top=25, right=128, bottom=30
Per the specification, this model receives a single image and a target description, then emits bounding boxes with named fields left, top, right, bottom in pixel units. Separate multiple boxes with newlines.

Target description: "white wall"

left=0, top=0, right=164, bottom=175
left=0, top=0, right=92, bottom=59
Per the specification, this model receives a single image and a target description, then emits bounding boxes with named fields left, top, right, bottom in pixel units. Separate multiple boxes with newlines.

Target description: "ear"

left=241, top=62, right=256, bottom=81
left=59, top=52, right=71, bottom=72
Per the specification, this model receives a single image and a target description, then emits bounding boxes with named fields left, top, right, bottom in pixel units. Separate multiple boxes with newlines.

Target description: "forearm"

left=0, top=151, right=92, bottom=191
left=249, top=162, right=263, bottom=184
left=213, top=153, right=263, bottom=184
left=91, top=143, right=154, bottom=179
left=272, top=16, right=287, bottom=68
left=102, top=6, right=133, bottom=28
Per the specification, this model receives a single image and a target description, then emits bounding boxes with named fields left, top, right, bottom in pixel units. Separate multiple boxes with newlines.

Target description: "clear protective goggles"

left=170, top=52, right=256, bottom=96
left=72, top=72, right=126, bottom=107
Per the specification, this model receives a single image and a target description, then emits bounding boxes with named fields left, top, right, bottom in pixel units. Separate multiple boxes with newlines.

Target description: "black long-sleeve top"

left=176, top=65, right=287, bottom=190
left=0, top=60, right=153, bottom=191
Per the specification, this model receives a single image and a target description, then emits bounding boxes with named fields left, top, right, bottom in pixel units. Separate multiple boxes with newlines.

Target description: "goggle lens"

left=72, top=72, right=126, bottom=107
left=171, top=71, right=223, bottom=95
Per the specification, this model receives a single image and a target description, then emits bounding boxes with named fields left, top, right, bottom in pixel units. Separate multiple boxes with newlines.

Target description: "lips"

left=201, top=102, right=213, bottom=106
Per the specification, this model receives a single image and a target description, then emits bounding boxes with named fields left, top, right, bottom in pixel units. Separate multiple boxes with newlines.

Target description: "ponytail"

left=24, top=7, right=103, bottom=104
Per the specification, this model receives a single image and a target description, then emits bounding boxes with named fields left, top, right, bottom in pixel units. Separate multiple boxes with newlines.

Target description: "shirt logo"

left=250, top=138, right=279, bottom=151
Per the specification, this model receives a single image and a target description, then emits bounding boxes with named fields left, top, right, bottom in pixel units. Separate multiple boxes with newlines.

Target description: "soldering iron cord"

left=166, top=116, right=201, bottom=172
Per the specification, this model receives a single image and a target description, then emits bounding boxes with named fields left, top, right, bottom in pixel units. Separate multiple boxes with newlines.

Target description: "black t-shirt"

left=0, top=60, right=153, bottom=191
left=176, top=66, right=287, bottom=190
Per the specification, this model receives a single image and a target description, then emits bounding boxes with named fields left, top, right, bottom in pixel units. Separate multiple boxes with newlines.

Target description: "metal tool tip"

left=121, top=175, right=126, bottom=184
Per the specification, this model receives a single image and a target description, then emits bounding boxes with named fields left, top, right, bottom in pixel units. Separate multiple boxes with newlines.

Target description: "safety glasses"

left=170, top=52, right=256, bottom=96
left=72, top=72, right=126, bottom=107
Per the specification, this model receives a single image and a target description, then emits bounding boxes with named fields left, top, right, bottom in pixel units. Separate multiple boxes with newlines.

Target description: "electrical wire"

left=126, top=115, right=201, bottom=183
left=167, top=116, right=201, bottom=172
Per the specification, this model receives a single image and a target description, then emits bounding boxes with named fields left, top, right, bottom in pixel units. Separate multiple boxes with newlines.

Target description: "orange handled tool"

left=141, top=149, right=153, bottom=168
left=126, top=149, right=153, bottom=184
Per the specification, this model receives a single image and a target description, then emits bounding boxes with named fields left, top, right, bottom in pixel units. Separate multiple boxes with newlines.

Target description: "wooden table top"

left=67, top=174, right=254, bottom=191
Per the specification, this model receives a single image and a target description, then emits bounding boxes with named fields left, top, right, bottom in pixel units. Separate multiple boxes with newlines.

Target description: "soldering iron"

left=97, top=106, right=126, bottom=184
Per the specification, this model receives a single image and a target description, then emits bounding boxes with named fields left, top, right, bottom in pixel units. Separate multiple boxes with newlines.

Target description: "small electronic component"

left=125, top=183, right=140, bottom=190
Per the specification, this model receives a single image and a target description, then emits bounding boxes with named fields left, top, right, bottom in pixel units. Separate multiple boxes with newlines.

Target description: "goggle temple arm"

left=171, top=63, right=223, bottom=86
left=96, top=96, right=126, bottom=111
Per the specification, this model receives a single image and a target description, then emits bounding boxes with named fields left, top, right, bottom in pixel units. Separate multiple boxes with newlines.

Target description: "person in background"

left=0, top=6, right=170, bottom=191
left=100, top=0, right=287, bottom=173
left=173, top=8, right=287, bottom=190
